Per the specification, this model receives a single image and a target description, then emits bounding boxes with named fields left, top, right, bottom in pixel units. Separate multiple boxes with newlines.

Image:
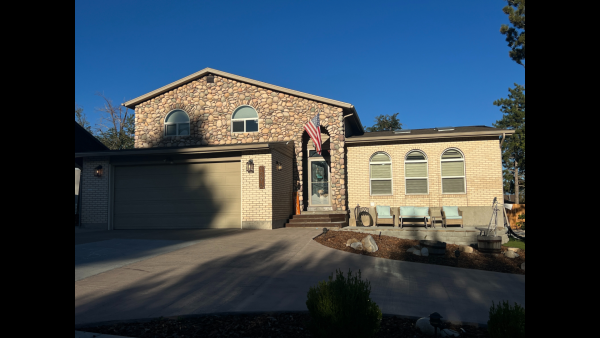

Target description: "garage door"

left=113, top=161, right=241, bottom=229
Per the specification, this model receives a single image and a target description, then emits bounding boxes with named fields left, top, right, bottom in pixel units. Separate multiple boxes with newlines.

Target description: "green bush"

left=517, top=214, right=526, bottom=230
left=488, top=300, right=525, bottom=338
left=306, top=269, right=382, bottom=338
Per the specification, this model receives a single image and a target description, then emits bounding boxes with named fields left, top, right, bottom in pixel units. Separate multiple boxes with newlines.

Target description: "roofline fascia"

left=75, top=142, right=281, bottom=158
left=123, top=68, right=355, bottom=110
left=345, top=130, right=516, bottom=144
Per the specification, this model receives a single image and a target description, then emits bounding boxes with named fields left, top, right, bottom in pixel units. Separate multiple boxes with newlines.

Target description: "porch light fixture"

left=94, top=165, right=103, bottom=178
left=207, top=74, right=214, bottom=83
left=246, top=159, right=254, bottom=173
left=429, top=312, right=443, bottom=337
left=276, top=161, right=283, bottom=171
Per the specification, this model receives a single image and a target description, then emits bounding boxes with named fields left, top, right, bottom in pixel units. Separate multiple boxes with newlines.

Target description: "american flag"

left=304, top=114, right=322, bottom=155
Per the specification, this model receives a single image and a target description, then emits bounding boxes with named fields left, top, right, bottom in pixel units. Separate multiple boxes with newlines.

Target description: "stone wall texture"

left=347, top=137, right=503, bottom=210
left=134, top=75, right=348, bottom=211
left=81, top=157, right=110, bottom=229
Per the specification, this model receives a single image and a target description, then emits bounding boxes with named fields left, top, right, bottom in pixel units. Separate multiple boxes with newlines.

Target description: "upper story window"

left=370, top=152, right=392, bottom=195
left=405, top=150, right=428, bottom=194
left=441, top=149, right=466, bottom=194
left=164, top=110, right=190, bottom=137
left=232, top=106, right=259, bottom=133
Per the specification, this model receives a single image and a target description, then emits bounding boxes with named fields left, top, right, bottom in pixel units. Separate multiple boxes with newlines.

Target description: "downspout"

left=77, top=167, right=83, bottom=228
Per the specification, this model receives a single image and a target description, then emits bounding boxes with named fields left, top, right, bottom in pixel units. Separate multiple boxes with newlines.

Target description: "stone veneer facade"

left=133, top=75, right=348, bottom=211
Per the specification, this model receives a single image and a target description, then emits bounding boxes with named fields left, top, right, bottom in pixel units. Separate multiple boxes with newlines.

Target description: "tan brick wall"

left=347, top=137, right=503, bottom=209
left=81, top=157, right=110, bottom=228
left=241, top=151, right=273, bottom=225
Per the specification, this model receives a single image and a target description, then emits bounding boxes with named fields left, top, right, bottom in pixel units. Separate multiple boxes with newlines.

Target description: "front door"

left=309, top=159, right=330, bottom=206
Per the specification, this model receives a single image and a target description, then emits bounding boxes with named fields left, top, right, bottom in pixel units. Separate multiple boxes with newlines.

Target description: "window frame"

left=440, top=148, right=467, bottom=194
left=404, top=150, right=429, bottom=195
left=369, top=152, right=393, bottom=196
left=164, top=109, right=191, bottom=137
left=231, top=105, right=259, bottom=133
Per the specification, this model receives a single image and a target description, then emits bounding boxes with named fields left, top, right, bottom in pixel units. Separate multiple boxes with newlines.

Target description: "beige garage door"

left=113, top=161, right=241, bottom=229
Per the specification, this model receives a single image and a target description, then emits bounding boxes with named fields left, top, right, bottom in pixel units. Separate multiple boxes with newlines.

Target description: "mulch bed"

left=314, top=230, right=525, bottom=275
left=79, top=312, right=490, bottom=337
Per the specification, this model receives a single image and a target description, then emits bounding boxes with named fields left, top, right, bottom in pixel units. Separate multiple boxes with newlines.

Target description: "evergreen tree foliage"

left=493, top=84, right=525, bottom=201
left=500, top=0, right=525, bottom=67
left=364, top=113, right=403, bottom=132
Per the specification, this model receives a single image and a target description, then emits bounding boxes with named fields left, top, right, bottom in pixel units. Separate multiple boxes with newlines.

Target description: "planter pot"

left=477, top=235, right=502, bottom=255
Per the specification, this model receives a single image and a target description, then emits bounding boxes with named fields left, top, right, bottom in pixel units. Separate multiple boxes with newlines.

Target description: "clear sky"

left=75, top=0, right=525, bottom=131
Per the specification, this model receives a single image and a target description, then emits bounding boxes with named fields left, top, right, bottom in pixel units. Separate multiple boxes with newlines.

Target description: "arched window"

left=232, top=106, right=259, bottom=133
left=405, top=150, right=428, bottom=194
left=370, top=152, right=392, bottom=195
left=441, top=149, right=466, bottom=193
left=164, top=110, right=190, bottom=136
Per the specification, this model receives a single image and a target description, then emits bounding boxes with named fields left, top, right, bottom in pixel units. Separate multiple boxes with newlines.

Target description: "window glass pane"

left=166, top=124, right=177, bottom=136
left=232, top=121, right=245, bottom=133
left=371, top=153, right=391, bottom=162
left=311, top=161, right=329, bottom=183
left=178, top=123, right=190, bottom=136
left=406, top=179, right=428, bottom=194
left=443, top=178, right=465, bottom=193
left=370, top=164, right=391, bottom=179
left=442, top=161, right=465, bottom=177
left=372, top=180, right=392, bottom=195
left=406, top=151, right=426, bottom=161
left=232, top=106, right=258, bottom=119
left=246, top=119, right=259, bottom=132
left=442, top=150, right=463, bottom=160
left=406, top=162, right=427, bottom=178
left=311, top=183, right=329, bottom=205
left=165, top=110, right=190, bottom=123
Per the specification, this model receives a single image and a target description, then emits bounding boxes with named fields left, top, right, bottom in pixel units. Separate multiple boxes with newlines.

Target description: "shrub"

left=488, top=300, right=525, bottom=338
left=306, top=269, right=382, bottom=338
left=517, top=214, right=526, bottom=230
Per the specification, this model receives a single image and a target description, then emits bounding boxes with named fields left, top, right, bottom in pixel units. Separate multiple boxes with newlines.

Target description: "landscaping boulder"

left=413, top=250, right=422, bottom=256
left=521, top=262, right=525, bottom=271
left=407, top=246, right=420, bottom=253
left=346, top=238, right=359, bottom=247
left=361, top=235, right=379, bottom=253
left=507, top=247, right=519, bottom=252
left=350, top=242, right=363, bottom=250
left=421, top=247, right=429, bottom=257
left=415, top=317, right=436, bottom=336
left=504, top=251, right=520, bottom=258
left=459, top=245, right=473, bottom=253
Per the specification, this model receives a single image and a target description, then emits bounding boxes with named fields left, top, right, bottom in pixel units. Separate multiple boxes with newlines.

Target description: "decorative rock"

left=415, top=318, right=436, bottom=336
left=421, top=248, right=429, bottom=257
left=521, top=262, right=525, bottom=271
left=350, top=242, right=363, bottom=251
left=346, top=238, right=359, bottom=247
left=361, top=235, right=378, bottom=253
left=459, top=245, right=474, bottom=253
left=507, top=247, right=519, bottom=252
left=407, top=247, right=416, bottom=253
left=413, top=250, right=422, bottom=256
left=504, top=251, right=520, bottom=258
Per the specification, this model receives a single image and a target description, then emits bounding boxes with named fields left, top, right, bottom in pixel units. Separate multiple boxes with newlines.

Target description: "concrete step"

left=293, top=214, right=346, bottom=220
left=285, top=222, right=347, bottom=228
left=289, top=218, right=333, bottom=223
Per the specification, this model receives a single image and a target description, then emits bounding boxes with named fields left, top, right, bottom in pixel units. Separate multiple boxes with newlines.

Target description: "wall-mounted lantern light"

left=246, top=159, right=254, bottom=173
left=94, top=165, right=104, bottom=178
left=276, top=161, right=283, bottom=171
left=207, top=74, right=214, bottom=83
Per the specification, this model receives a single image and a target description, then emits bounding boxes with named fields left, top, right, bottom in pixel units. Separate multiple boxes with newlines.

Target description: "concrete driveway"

left=75, top=228, right=525, bottom=327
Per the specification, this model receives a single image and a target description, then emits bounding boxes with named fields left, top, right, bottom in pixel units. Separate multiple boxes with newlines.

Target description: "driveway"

left=75, top=228, right=525, bottom=327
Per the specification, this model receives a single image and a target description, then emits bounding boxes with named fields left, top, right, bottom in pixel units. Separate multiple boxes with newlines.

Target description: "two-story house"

left=75, top=68, right=514, bottom=231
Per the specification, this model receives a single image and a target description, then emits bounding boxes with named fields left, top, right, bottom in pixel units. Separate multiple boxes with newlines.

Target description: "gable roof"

left=122, top=67, right=365, bottom=134
left=75, top=121, right=109, bottom=153
left=346, top=126, right=515, bottom=144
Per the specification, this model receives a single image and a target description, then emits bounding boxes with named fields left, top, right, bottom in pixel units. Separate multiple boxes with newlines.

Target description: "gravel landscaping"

left=78, top=312, right=491, bottom=337
left=314, top=230, right=525, bottom=275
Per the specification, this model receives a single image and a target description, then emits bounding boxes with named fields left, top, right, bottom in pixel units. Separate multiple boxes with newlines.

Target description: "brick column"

left=81, top=157, right=110, bottom=230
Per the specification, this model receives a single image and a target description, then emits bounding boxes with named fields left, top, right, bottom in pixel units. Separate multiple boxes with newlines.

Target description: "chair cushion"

left=414, top=207, right=429, bottom=217
left=445, top=216, right=463, bottom=220
left=378, top=215, right=394, bottom=219
left=400, top=206, right=415, bottom=216
left=443, top=206, right=460, bottom=217
left=376, top=206, right=391, bottom=217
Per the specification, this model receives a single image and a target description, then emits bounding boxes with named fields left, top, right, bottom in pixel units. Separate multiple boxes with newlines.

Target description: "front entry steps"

left=285, top=214, right=348, bottom=228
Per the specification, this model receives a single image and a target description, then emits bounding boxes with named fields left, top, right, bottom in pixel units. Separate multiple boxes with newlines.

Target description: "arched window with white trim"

left=370, top=152, right=392, bottom=195
left=232, top=106, right=259, bottom=133
left=405, top=150, right=428, bottom=194
left=164, top=110, right=190, bottom=136
left=441, top=149, right=466, bottom=193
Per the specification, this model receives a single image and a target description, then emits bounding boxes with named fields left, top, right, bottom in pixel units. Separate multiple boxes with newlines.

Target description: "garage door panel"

left=114, top=162, right=241, bottom=230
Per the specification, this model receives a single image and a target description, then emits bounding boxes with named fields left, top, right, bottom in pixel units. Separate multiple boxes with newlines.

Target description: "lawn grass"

left=503, top=237, right=525, bottom=250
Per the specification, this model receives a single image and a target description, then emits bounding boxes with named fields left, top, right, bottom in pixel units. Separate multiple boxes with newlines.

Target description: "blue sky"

left=75, top=0, right=525, bottom=131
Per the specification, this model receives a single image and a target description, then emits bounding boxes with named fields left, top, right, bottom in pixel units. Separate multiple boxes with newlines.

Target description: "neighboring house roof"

left=75, top=121, right=109, bottom=153
left=122, top=67, right=365, bottom=134
left=345, top=126, right=515, bottom=144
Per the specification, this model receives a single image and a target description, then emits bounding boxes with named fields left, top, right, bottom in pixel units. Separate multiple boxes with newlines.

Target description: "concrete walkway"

left=75, top=228, right=525, bottom=327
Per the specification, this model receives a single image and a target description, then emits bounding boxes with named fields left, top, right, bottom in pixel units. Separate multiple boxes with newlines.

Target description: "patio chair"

left=399, top=206, right=431, bottom=229
left=375, top=206, right=398, bottom=227
left=441, top=206, right=463, bottom=228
